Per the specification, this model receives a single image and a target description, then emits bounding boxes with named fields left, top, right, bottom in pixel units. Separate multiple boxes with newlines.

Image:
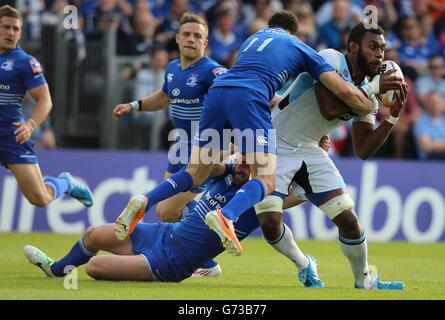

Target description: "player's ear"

left=203, top=38, right=208, bottom=48
left=349, top=41, right=359, bottom=55
left=176, top=33, right=180, bottom=45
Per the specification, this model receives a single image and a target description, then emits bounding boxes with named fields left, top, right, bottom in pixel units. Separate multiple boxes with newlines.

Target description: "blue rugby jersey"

left=172, top=164, right=259, bottom=268
left=162, top=56, right=226, bottom=150
left=212, top=28, right=335, bottom=101
left=0, top=47, right=46, bottom=128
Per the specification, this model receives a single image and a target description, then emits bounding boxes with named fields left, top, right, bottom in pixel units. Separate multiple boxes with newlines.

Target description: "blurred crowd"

left=12, top=0, right=445, bottom=160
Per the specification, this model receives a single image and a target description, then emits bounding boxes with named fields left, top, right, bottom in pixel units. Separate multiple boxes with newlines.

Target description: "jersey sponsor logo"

left=29, top=58, right=42, bottom=73
left=1, top=59, right=14, bottom=71
left=171, top=97, right=200, bottom=104
left=0, top=84, right=10, bottom=90
left=186, top=73, right=199, bottom=87
left=256, top=136, right=268, bottom=145
left=167, top=73, right=174, bottom=82
left=215, top=194, right=226, bottom=203
left=212, top=67, right=227, bottom=77
left=172, top=88, right=180, bottom=96
left=205, top=192, right=223, bottom=210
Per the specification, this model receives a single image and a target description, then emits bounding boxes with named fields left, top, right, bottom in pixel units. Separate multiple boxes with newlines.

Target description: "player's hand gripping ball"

left=376, top=60, right=404, bottom=108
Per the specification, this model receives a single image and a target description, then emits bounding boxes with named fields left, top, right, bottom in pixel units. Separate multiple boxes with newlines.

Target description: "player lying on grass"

left=257, top=22, right=407, bottom=290
left=24, top=148, right=328, bottom=285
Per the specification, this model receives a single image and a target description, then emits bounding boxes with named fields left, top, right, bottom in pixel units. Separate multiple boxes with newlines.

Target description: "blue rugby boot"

left=298, top=254, right=324, bottom=288
left=59, top=172, right=94, bottom=207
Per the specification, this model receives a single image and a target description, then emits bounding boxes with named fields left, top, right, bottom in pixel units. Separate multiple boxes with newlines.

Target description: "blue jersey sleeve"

left=296, top=41, right=335, bottom=80
left=23, top=56, right=46, bottom=90
left=162, top=70, right=168, bottom=94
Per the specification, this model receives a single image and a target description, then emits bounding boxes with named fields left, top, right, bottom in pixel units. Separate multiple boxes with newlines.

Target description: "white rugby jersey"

left=271, top=49, right=379, bottom=149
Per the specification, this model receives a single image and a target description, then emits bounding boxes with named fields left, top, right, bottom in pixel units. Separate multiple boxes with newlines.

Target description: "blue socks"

left=44, top=175, right=70, bottom=199
left=51, top=238, right=96, bottom=277
left=144, top=171, right=193, bottom=212
left=221, top=178, right=266, bottom=221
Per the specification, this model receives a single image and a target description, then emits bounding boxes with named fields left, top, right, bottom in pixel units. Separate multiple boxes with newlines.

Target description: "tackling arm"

left=319, top=71, right=374, bottom=116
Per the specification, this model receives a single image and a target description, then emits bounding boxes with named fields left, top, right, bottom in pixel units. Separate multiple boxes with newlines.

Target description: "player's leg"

left=205, top=88, right=276, bottom=256
left=292, top=147, right=405, bottom=291
left=9, top=163, right=55, bottom=207
left=156, top=171, right=200, bottom=222
left=9, top=163, right=94, bottom=207
left=24, top=224, right=132, bottom=278
left=85, top=255, right=154, bottom=281
left=255, top=194, right=324, bottom=288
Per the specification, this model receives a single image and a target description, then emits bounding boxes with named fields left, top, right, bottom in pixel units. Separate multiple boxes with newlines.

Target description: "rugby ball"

left=376, top=60, right=404, bottom=108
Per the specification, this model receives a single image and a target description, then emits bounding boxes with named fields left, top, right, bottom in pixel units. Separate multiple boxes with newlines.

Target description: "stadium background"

left=0, top=0, right=444, bottom=301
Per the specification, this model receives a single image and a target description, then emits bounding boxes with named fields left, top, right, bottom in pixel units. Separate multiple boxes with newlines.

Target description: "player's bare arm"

left=352, top=83, right=408, bottom=160
left=316, top=69, right=405, bottom=121
left=13, top=84, right=52, bottom=144
left=112, top=89, right=170, bottom=119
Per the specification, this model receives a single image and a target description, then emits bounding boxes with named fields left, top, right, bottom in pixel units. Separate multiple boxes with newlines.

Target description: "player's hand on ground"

left=390, top=82, right=409, bottom=117
left=112, top=103, right=132, bottom=119
left=13, top=120, right=36, bottom=144
left=378, top=69, right=405, bottom=94
left=319, top=135, right=331, bottom=152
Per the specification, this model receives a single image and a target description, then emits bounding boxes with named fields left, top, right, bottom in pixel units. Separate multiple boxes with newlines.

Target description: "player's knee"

left=319, top=193, right=354, bottom=220
left=86, top=257, right=103, bottom=279
left=83, top=226, right=99, bottom=248
left=156, top=204, right=181, bottom=222
left=186, top=165, right=207, bottom=186
left=336, top=210, right=362, bottom=239
left=26, top=192, right=51, bottom=207
left=258, top=212, right=282, bottom=241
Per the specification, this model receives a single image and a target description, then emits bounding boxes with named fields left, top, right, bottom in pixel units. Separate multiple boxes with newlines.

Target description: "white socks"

left=267, top=223, right=309, bottom=271
left=339, top=233, right=370, bottom=288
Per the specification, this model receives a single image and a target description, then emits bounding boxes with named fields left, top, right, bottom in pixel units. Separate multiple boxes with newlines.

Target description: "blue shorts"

left=194, top=87, right=276, bottom=154
left=166, top=161, right=210, bottom=194
left=130, top=222, right=193, bottom=282
left=0, top=127, right=37, bottom=168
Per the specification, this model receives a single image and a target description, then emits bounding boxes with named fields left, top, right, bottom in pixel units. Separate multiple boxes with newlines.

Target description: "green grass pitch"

left=1, top=232, right=444, bottom=300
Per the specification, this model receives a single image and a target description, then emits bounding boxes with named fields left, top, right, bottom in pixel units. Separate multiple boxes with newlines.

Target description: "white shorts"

left=274, top=142, right=346, bottom=197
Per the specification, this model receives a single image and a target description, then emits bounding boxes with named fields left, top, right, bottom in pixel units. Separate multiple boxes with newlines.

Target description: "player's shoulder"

left=201, top=56, right=227, bottom=77
left=10, top=48, right=42, bottom=72
left=317, top=48, right=343, bottom=64
left=166, top=59, right=180, bottom=71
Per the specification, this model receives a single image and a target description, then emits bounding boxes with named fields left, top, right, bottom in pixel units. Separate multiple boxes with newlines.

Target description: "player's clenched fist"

left=112, top=103, right=132, bottom=119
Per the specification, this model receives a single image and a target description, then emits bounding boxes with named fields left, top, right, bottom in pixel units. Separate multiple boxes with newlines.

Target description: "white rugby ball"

left=376, top=60, right=404, bottom=107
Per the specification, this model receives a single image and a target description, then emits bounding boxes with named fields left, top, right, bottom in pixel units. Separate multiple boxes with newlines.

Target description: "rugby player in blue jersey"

left=116, top=11, right=399, bottom=257
left=112, top=13, right=226, bottom=276
left=0, top=5, right=93, bottom=208
left=24, top=154, right=325, bottom=286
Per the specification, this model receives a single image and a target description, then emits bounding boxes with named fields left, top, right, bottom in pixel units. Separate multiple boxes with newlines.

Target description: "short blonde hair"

left=179, top=12, right=209, bottom=38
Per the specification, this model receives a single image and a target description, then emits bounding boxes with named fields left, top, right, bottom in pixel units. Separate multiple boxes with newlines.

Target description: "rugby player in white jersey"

left=255, top=22, right=407, bottom=289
